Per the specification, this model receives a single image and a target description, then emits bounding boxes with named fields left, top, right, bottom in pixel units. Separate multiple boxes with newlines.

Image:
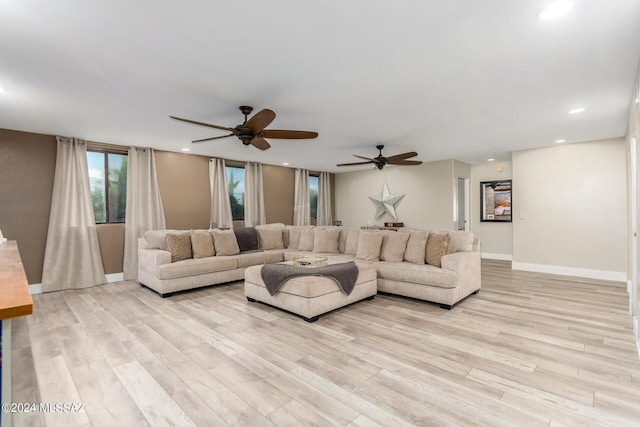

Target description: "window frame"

left=309, top=173, right=319, bottom=220
left=226, top=165, right=246, bottom=221
left=87, top=149, right=128, bottom=224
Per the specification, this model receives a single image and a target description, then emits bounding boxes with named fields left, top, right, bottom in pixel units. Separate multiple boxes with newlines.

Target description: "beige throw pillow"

left=190, top=230, right=215, bottom=258
left=402, top=230, right=428, bottom=265
left=313, top=229, right=340, bottom=253
left=287, top=226, right=308, bottom=250
left=345, top=228, right=361, bottom=255
left=380, top=231, right=410, bottom=262
left=166, top=231, right=192, bottom=262
left=355, top=231, right=384, bottom=261
left=448, top=231, right=474, bottom=253
left=257, top=228, right=285, bottom=250
left=426, top=232, right=450, bottom=267
left=212, top=229, right=240, bottom=256
left=298, top=228, right=315, bottom=251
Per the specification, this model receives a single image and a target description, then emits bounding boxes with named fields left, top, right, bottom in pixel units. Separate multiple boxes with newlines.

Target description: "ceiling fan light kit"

left=337, top=144, right=423, bottom=169
left=170, top=105, right=318, bottom=151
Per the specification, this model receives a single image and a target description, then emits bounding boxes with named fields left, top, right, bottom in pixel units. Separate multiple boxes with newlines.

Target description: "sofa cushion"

left=166, top=231, right=192, bottom=262
left=144, top=230, right=169, bottom=250
left=337, top=227, right=350, bottom=253
left=257, top=228, right=285, bottom=250
left=190, top=230, right=215, bottom=258
left=448, top=231, right=474, bottom=253
left=345, top=228, right=361, bottom=255
left=313, top=229, right=340, bottom=253
left=356, top=231, right=384, bottom=261
left=234, top=227, right=260, bottom=252
left=287, top=226, right=312, bottom=250
left=158, top=256, right=237, bottom=280
left=380, top=231, right=410, bottom=262
left=298, top=228, right=315, bottom=251
left=374, top=261, right=457, bottom=288
left=212, top=229, right=240, bottom=256
left=236, top=250, right=285, bottom=269
left=399, top=229, right=428, bottom=265
left=426, top=232, right=450, bottom=267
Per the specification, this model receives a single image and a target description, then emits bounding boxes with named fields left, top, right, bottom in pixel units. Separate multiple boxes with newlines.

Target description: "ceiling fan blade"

left=245, top=109, right=276, bottom=132
left=259, top=129, right=318, bottom=139
left=387, top=160, right=423, bottom=166
left=169, top=116, right=234, bottom=132
left=191, top=133, right=234, bottom=143
left=353, top=155, right=374, bottom=161
left=385, top=151, right=418, bottom=162
left=337, top=161, right=375, bottom=167
left=250, top=136, right=271, bottom=150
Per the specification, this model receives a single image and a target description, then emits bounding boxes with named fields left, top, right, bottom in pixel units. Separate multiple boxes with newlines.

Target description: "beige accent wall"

left=470, top=160, right=513, bottom=258
left=335, top=160, right=459, bottom=230
left=155, top=151, right=211, bottom=230
left=263, top=164, right=295, bottom=224
left=512, top=139, right=627, bottom=277
left=96, top=223, right=125, bottom=274
left=0, top=129, right=56, bottom=284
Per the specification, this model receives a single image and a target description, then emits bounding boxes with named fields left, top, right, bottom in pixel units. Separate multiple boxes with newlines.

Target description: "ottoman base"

left=244, top=262, right=377, bottom=321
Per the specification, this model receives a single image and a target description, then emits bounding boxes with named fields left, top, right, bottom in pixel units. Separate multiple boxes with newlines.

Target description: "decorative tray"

left=292, top=256, right=328, bottom=268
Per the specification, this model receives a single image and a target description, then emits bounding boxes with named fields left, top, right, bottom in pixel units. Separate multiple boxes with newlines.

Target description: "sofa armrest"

left=138, top=247, right=172, bottom=273
left=441, top=250, right=481, bottom=296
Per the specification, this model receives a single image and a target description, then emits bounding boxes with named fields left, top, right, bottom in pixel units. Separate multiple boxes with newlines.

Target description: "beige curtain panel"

left=317, top=171, right=333, bottom=226
left=123, top=147, right=166, bottom=280
left=209, top=158, right=233, bottom=229
left=244, top=162, right=266, bottom=227
left=42, top=137, right=106, bottom=292
left=293, top=168, right=311, bottom=226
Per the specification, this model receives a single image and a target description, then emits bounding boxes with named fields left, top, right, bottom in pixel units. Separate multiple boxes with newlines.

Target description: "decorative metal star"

left=368, top=181, right=405, bottom=220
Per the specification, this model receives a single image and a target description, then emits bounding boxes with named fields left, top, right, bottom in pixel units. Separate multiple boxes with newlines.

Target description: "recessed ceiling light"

left=537, top=1, right=574, bottom=20
left=282, top=162, right=289, bottom=166
left=555, top=139, right=566, bottom=143
left=568, top=107, right=585, bottom=114
left=181, top=148, right=191, bottom=152
left=487, top=158, right=495, bottom=162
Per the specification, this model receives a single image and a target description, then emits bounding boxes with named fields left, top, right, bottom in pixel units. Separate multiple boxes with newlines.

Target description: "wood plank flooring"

left=10, top=260, right=640, bottom=426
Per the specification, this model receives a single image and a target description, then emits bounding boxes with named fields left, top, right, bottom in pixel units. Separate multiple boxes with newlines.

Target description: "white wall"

left=335, top=160, right=458, bottom=230
left=470, top=160, right=513, bottom=259
left=512, top=139, right=627, bottom=281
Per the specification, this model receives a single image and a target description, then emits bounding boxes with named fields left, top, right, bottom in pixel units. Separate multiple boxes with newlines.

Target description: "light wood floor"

left=11, top=260, right=640, bottom=426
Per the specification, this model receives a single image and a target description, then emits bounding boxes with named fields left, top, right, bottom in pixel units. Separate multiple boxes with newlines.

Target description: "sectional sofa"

left=137, top=223, right=481, bottom=309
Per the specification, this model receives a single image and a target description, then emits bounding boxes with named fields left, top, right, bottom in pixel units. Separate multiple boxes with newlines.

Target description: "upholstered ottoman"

left=244, top=261, right=377, bottom=322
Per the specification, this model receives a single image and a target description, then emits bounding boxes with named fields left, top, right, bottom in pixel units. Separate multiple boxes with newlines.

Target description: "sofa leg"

left=365, top=295, right=375, bottom=301
left=473, top=290, right=480, bottom=295
left=246, top=297, right=257, bottom=303
left=304, top=316, right=319, bottom=323
left=439, top=304, right=453, bottom=310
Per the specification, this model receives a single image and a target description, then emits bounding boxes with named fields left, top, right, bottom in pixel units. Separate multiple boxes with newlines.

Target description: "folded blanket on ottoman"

left=261, top=261, right=359, bottom=296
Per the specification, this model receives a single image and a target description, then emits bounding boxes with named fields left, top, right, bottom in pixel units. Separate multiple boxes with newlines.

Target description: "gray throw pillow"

left=234, top=227, right=260, bottom=252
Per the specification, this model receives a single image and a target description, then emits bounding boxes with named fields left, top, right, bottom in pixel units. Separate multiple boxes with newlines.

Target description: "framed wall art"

left=480, top=180, right=512, bottom=222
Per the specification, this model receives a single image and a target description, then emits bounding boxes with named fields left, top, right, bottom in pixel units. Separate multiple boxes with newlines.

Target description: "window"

left=226, top=166, right=245, bottom=220
left=309, top=174, right=319, bottom=219
left=87, top=151, right=127, bottom=223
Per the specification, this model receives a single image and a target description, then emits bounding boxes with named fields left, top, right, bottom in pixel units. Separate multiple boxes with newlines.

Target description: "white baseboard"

left=28, top=272, right=124, bottom=295
left=628, top=280, right=633, bottom=294
left=512, top=262, right=627, bottom=282
left=482, top=252, right=513, bottom=261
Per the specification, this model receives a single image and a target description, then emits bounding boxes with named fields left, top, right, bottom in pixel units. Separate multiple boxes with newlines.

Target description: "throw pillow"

left=298, top=228, right=315, bottom=251
left=313, top=229, right=340, bottom=253
left=165, top=231, right=192, bottom=262
left=233, top=227, right=260, bottom=252
left=380, top=231, right=410, bottom=262
left=355, top=231, right=384, bottom=261
left=257, top=228, right=285, bottom=250
left=212, top=229, right=240, bottom=256
left=344, top=228, right=361, bottom=255
left=190, top=229, right=215, bottom=258
left=144, top=230, right=169, bottom=250
left=426, top=232, right=451, bottom=267
left=448, top=231, right=474, bottom=253
left=338, top=227, right=350, bottom=253
left=401, top=230, right=428, bottom=265
left=287, top=226, right=306, bottom=250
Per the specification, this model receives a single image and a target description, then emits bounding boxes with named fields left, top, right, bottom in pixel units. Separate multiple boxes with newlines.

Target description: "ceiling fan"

left=337, top=145, right=423, bottom=169
left=170, top=106, right=318, bottom=150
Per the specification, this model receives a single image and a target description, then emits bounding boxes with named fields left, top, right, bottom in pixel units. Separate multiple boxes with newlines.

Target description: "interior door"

left=457, top=178, right=469, bottom=231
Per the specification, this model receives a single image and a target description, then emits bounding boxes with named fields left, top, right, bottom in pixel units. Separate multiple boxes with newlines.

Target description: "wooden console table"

left=1, top=241, right=34, bottom=427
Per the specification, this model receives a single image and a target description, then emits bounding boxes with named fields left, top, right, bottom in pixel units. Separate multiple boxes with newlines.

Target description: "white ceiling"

left=1, top=1, right=639, bottom=172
